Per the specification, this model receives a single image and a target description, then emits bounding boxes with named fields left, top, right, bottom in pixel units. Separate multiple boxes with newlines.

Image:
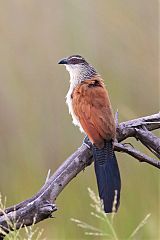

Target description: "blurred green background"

left=0, top=0, right=159, bottom=239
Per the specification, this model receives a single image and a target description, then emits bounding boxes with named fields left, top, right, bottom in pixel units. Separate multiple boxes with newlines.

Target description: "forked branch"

left=0, top=112, right=159, bottom=239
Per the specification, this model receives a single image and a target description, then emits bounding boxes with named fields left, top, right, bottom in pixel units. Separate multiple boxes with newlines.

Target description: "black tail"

left=93, top=141, right=121, bottom=213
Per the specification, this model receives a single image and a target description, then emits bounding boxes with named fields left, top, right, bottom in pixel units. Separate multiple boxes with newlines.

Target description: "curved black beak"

left=58, top=58, right=68, bottom=64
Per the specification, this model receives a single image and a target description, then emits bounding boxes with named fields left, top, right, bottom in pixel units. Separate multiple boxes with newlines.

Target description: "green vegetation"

left=0, top=190, right=151, bottom=239
left=3, top=226, right=44, bottom=240
left=71, top=188, right=151, bottom=239
left=0, top=194, right=45, bottom=240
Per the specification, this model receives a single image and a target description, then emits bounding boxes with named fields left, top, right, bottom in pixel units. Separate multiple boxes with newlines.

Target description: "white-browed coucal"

left=58, top=55, right=121, bottom=213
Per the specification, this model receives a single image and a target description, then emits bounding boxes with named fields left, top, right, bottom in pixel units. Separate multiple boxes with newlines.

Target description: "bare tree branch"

left=114, top=142, right=160, bottom=168
left=116, top=112, right=160, bottom=141
left=135, top=127, right=160, bottom=158
left=0, top=112, right=159, bottom=238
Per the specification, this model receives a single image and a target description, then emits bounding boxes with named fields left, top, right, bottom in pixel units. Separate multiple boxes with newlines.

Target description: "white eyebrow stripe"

left=69, top=56, right=83, bottom=60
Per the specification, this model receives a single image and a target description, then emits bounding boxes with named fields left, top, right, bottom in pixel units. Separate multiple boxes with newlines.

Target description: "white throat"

left=65, top=63, right=97, bottom=132
left=65, top=64, right=84, bottom=89
left=65, top=64, right=84, bottom=131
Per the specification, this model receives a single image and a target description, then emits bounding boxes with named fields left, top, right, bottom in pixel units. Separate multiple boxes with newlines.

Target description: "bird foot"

left=83, top=135, right=92, bottom=149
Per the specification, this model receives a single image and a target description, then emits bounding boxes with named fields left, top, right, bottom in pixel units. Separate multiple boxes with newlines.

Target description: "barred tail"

left=93, top=141, right=121, bottom=213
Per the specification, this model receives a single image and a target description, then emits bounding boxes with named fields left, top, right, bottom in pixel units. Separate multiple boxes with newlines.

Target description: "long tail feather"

left=93, top=141, right=121, bottom=213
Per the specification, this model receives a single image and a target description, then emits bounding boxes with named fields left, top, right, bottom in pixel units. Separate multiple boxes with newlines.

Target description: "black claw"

left=83, top=136, right=92, bottom=149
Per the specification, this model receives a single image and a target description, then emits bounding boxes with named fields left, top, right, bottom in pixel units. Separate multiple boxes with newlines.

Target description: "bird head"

left=58, top=55, right=86, bottom=65
left=58, top=55, right=97, bottom=83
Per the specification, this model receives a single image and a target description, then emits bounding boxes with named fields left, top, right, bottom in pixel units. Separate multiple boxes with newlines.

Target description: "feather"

left=93, top=141, right=121, bottom=213
left=72, top=77, right=116, bottom=148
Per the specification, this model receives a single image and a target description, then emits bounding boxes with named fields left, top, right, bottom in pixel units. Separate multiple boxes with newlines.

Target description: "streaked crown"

left=58, top=55, right=88, bottom=65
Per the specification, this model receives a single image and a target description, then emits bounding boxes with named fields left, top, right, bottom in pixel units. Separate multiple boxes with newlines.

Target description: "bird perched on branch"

left=58, top=55, right=121, bottom=213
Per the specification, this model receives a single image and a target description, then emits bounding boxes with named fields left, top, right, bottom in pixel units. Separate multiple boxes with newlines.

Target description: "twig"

left=114, top=142, right=160, bottom=169
left=135, top=128, right=160, bottom=156
left=115, top=110, right=119, bottom=128
left=116, top=112, right=160, bottom=141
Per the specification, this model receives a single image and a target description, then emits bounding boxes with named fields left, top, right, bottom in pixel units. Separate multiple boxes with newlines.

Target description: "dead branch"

left=114, top=142, right=160, bottom=168
left=0, top=112, right=159, bottom=239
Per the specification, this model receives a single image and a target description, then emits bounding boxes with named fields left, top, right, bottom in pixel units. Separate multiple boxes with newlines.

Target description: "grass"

left=0, top=189, right=152, bottom=239
left=0, top=194, right=45, bottom=240
left=71, top=188, right=151, bottom=239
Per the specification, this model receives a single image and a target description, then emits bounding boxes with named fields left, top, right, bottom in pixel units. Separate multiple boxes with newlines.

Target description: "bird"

left=58, top=55, right=121, bottom=213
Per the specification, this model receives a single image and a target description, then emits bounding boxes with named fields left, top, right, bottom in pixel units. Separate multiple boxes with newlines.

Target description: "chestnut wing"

left=72, top=81, right=115, bottom=148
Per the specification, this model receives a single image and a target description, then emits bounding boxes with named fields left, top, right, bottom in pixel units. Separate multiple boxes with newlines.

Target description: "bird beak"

left=58, top=58, right=68, bottom=64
